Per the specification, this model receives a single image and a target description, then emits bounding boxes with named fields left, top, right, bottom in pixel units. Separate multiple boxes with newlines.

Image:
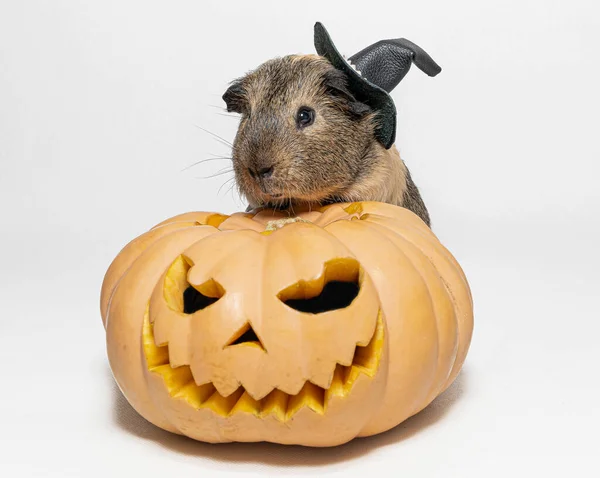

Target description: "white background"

left=1, top=0, right=599, bottom=476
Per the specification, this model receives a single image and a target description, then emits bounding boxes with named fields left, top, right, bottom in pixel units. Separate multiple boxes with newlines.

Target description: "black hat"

left=314, top=22, right=441, bottom=149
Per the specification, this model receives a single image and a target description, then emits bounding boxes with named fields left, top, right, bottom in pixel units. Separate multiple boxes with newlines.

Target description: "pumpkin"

left=100, top=201, right=473, bottom=447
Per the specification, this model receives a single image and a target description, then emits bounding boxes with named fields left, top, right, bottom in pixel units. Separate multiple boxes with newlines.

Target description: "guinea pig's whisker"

left=218, top=177, right=236, bottom=196
left=207, top=152, right=233, bottom=158
left=206, top=103, right=238, bottom=116
left=281, top=189, right=294, bottom=215
left=193, top=124, right=233, bottom=148
left=195, top=167, right=234, bottom=180
left=181, top=156, right=231, bottom=172
left=227, top=184, right=238, bottom=203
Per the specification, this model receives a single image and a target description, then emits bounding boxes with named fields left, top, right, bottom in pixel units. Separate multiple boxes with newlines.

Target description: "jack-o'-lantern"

left=100, top=201, right=473, bottom=447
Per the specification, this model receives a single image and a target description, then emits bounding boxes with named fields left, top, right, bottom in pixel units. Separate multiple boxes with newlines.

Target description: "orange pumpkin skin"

left=101, top=202, right=473, bottom=446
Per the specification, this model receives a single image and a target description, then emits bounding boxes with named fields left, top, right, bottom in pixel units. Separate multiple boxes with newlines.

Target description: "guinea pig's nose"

left=249, top=165, right=274, bottom=179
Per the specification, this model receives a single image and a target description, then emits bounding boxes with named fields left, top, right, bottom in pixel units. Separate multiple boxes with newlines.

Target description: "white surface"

left=1, top=0, right=599, bottom=476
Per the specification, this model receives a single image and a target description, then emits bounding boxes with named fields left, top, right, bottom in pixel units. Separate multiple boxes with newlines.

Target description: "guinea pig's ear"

left=323, top=69, right=371, bottom=118
left=222, top=80, right=246, bottom=113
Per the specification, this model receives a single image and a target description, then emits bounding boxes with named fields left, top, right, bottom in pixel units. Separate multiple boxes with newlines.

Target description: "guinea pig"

left=222, top=54, right=431, bottom=227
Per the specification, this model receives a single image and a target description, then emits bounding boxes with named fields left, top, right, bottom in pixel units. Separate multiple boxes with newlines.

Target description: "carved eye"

left=282, top=280, right=359, bottom=313
left=183, top=285, right=222, bottom=314
left=296, top=107, right=315, bottom=128
left=162, top=255, right=224, bottom=314
left=278, top=259, right=361, bottom=314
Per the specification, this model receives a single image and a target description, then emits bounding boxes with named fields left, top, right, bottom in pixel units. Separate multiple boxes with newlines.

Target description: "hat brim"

left=314, top=22, right=397, bottom=149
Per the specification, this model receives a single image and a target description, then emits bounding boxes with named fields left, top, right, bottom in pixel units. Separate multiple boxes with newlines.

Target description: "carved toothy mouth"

left=142, top=308, right=384, bottom=421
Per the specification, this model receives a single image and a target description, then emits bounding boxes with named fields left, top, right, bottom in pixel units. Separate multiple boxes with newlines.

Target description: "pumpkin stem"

left=265, top=217, right=310, bottom=231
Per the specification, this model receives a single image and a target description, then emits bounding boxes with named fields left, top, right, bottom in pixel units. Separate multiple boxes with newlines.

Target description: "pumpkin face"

left=101, top=202, right=473, bottom=447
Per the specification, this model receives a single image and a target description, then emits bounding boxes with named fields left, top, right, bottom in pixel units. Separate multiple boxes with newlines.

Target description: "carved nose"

left=248, top=165, right=274, bottom=179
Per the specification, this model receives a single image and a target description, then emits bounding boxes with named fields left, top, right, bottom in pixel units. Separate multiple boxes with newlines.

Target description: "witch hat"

left=314, top=22, right=441, bottom=149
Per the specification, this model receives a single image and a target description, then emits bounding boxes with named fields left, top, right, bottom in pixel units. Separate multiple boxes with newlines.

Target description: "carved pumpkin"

left=100, top=201, right=473, bottom=447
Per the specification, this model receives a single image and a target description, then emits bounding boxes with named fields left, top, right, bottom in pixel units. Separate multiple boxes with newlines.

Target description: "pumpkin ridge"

left=346, top=220, right=441, bottom=403
left=101, top=222, right=204, bottom=326
left=357, top=215, right=473, bottom=390
left=361, top=220, right=459, bottom=405
left=150, top=212, right=229, bottom=230
left=367, top=214, right=471, bottom=300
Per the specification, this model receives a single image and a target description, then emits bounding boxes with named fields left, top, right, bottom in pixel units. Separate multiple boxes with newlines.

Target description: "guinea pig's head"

left=223, top=55, right=378, bottom=208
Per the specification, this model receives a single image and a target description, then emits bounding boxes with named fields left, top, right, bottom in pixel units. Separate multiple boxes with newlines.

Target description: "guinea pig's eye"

left=296, top=107, right=315, bottom=129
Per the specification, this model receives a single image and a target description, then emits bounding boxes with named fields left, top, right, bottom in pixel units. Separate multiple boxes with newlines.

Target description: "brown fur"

left=223, top=54, right=431, bottom=227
